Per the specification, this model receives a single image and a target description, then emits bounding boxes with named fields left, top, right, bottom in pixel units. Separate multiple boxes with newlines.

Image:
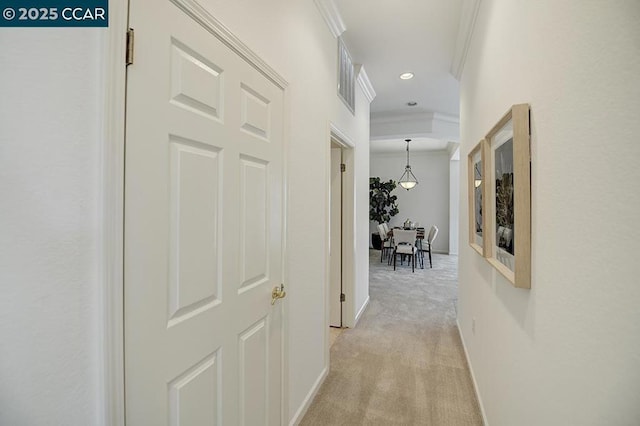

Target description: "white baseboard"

left=456, top=319, right=489, bottom=426
left=288, top=366, right=329, bottom=426
left=354, top=296, right=370, bottom=326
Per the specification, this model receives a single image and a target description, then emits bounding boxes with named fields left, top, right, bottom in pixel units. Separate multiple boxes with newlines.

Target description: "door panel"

left=240, top=84, right=271, bottom=140
left=125, top=1, right=284, bottom=424
left=170, top=38, right=224, bottom=120
left=168, top=138, right=221, bottom=325
left=239, top=156, right=269, bottom=291
left=168, top=352, right=220, bottom=426
left=239, top=319, right=268, bottom=426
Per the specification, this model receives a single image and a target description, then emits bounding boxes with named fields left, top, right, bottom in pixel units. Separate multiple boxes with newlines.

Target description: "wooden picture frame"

left=467, top=139, right=489, bottom=256
left=485, top=104, right=531, bottom=289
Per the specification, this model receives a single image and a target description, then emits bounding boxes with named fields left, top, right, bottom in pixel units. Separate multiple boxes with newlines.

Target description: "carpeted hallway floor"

left=300, top=250, right=483, bottom=426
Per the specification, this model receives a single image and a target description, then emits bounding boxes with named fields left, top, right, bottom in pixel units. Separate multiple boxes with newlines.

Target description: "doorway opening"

left=327, top=127, right=355, bottom=350
left=330, top=143, right=343, bottom=329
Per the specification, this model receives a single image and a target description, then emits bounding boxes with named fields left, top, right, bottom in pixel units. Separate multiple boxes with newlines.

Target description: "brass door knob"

left=271, top=284, right=286, bottom=305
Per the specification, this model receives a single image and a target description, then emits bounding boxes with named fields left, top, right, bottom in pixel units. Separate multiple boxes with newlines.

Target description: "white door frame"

left=100, top=1, right=290, bottom=423
left=100, top=0, right=128, bottom=423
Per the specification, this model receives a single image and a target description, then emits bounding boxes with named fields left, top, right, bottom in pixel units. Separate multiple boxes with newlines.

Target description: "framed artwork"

left=485, top=104, right=531, bottom=289
left=467, top=139, right=489, bottom=256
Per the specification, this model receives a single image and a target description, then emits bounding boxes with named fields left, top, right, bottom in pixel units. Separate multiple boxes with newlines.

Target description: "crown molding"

left=370, top=110, right=460, bottom=142
left=170, top=0, right=288, bottom=89
left=371, top=149, right=451, bottom=158
left=354, top=65, right=376, bottom=103
left=450, top=0, right=482, bottom=80
left=371, top=110, right=431, bottom=125
left=313, top=0, right=346, bottom=38
left=371, top=110, right=459, bottom=125
left=433, top=112, right=460, bottom=125
left=447, top=141, right=461, bottom=160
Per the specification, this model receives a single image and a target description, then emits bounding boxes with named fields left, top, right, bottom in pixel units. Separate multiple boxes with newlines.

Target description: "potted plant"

left=369, top=177, right=399, bottom=249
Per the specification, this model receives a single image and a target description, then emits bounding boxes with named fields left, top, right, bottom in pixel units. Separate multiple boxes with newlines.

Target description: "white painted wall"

left=370, top=151, right=450, bottom=253
left=0, top=30, right=104, bottom=425
left=0, top=1, right=369, bottom=424
left=352, top=91, right=371, bottom=325
left=449, top=158, right=460, bottom=255
left=457, top=1, right=640, bottom=425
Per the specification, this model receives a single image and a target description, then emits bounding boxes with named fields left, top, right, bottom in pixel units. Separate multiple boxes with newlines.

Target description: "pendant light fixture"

left=399, top=138, right=418, bottom=190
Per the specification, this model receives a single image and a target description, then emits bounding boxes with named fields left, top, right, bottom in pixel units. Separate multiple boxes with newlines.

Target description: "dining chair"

left=425, top=225, right=439, bottom=268
left=381, top=222, right=390, bottom=235
left=382, top=222, right=394, bottom=249
left=391, top=229, right=418, bottom=272
left=416, top=227, right=425, bottom=268
left=377, top=224, right=393, bottom=262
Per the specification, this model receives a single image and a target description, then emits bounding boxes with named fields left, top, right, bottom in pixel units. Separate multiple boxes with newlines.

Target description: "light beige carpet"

left=300, top=250, right=483, bottom=426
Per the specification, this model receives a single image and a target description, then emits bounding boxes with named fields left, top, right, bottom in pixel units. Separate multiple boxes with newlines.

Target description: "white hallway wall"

left=370, top=151, right=450, bottom=254
left=449, top=158, right=460, bottom=255
left=457, top=1, right=640, bottom=425
left=0, top=30, right=103, bottom=426
left=0, top=1, right=369, bottom=424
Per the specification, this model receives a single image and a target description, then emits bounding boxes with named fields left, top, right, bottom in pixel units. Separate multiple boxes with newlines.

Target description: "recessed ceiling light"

left=399, top=72, right=414, bottom=80
left=407, top=101, right=418, bottom=106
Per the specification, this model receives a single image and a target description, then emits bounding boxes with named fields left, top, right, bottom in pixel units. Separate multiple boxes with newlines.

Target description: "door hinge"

left=340, top=163, right=346, bottom=172
left=126, top=28, right=134, bottom=66
left=340, top=293, right=345, bottom=302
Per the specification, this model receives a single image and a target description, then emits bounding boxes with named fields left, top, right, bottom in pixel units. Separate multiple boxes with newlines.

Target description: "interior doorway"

left=327, top=127, right=355, bottom=349
left=329, top=143, right=343, bottom=328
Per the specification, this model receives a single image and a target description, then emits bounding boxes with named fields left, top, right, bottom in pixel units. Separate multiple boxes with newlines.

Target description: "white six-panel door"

left=124, top=1, right=285, bottom=424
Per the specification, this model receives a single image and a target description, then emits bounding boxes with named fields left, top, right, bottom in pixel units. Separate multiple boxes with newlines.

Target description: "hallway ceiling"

left=334, top=0, right=464, bottom=151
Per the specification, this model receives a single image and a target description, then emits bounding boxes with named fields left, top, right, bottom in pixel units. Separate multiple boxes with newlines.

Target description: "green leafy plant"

left=369, top=177, right=399, bottom=224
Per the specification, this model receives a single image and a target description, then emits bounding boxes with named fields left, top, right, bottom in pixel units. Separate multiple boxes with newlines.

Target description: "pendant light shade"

left=399, top=139, right=418, bottom=190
